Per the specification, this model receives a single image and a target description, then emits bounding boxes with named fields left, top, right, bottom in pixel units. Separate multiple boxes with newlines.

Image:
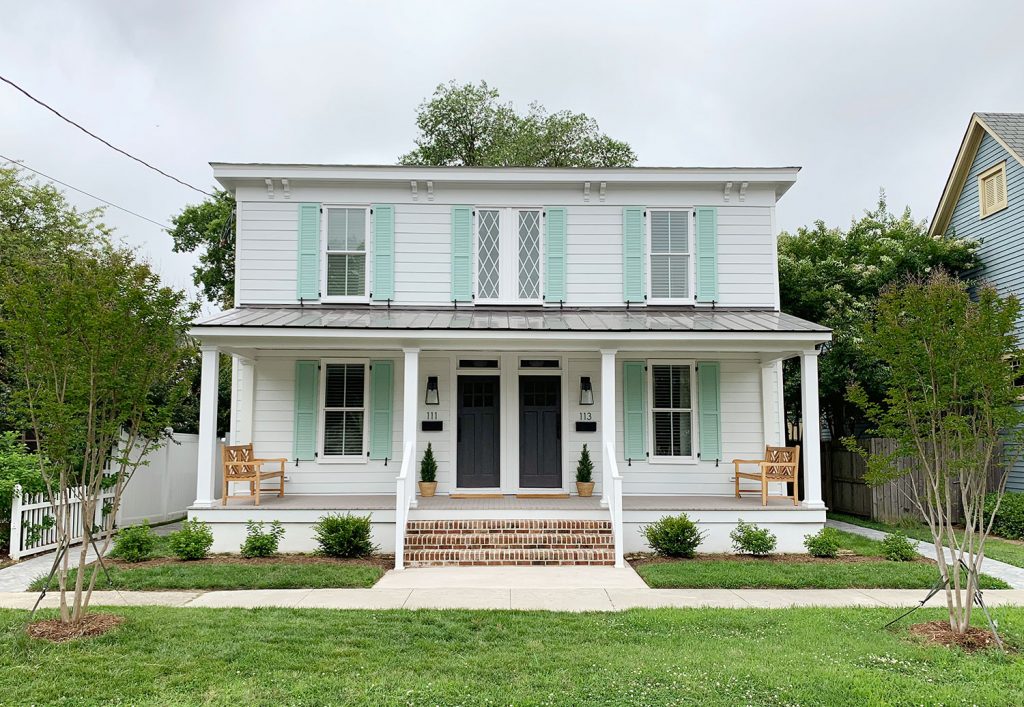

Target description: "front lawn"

left=1, top=606, right=1021, bottom=704
left=831, top=512, right=1024, bottom=569
left=633, top=530, right=1010, bottom=589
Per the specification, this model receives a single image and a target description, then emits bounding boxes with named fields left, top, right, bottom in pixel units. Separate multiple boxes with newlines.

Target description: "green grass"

left=635, top=531, right=1010, bottom=589
left=1, top=606, right=1022, bottom=705
left=830, top=512, right=1024, bottom=569
left=29, top=560, right=383, bottom=592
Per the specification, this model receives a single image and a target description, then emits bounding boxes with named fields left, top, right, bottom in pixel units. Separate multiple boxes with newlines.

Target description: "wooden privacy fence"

left=9, top=484, right=117, bottom=560
left=822, top=439, right=1004, bottom=524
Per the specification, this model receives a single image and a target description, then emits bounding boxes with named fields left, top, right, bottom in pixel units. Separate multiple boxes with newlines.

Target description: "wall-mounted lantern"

left=425, top=376, right=440, bottom=406
left=579, top=376, right=594, bottom=406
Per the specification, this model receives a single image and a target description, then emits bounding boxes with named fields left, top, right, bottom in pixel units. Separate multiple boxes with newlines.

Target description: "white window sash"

left=317, top=358, right=369, bottom=463
left=321, top=206, right=370, bottom=303
left=647, top=208, right=696, bottom=305
left=647, top=360, right=698, bottom=463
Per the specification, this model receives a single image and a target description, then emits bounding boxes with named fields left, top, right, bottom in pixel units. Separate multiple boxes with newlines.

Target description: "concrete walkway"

left=827, top=519, right=1024, bottom=589
left=2, top=565, right=1024, bottom=612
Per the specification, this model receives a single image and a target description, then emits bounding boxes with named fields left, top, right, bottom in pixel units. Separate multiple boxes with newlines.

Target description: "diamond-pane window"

left=323, top=363, right=365, bottom=456
left=477, top=209, right=501, bottom=299
left=325, top=208, right=367, bottom=297
left=518, top=210, right=541, bottom=300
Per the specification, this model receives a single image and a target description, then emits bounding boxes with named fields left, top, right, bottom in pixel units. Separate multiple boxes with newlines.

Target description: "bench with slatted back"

left=221, top=443, right=286, bottom=506
left=733, top=445, right=801, bottom=506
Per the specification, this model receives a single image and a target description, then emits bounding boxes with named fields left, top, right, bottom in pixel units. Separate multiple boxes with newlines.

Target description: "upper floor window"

left=648, top=209, right=693, bottom=302
left=476, top=207, right=542, bottom=303
left=979, top=162, right=1008, bottom=219
left=649, top=362, right=695, bottom=459
left=324, top=207, right=368, bottom=300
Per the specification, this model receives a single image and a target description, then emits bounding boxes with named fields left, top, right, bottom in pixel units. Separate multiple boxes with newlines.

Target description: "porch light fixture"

left=579, top=376, right=594, bottom=406
left=425, top=376, right=440, bottom=405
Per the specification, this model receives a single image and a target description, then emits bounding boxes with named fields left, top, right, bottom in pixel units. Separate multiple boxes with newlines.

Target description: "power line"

left=0, top=74, right=214, bottom=197
left=1, top=155, right=172, bottom=230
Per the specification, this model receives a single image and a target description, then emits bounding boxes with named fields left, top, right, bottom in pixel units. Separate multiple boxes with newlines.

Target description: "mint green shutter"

left=297, top=203, right=321, bottom=300
left=695, top=207, right=719, bottom=302
left=544, top=207, right=567, bottom=302
left=697, top=361, right=722, bottom=460
left=293, top=360, right=319, bottom=460
left=368, top=360, right=394, bottom=460
left=622, top=361, right=646, bottom=460
left=451, top=206, right=473, bottom=302
left=371, top=205, right=395, bottom=301
left=622, top=207, right=645, bottom=303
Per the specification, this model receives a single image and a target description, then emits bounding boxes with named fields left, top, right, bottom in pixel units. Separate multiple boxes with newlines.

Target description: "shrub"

left=803, top=527, right=841, bottom=558
left=167, top=519, right=214, bottom=560
left=313, top=513, right=376, bottom=558
left=0, top=432, right=47, bottom=548
left=984, top=491, right=1024, bottom=540
left=240, top=520, right=285, bottom=558
left=730, top=520, right=777, bottom=556
left=420, top=443, right=437, bottom=483
left=111, top=521, right=158, bottom=562
left=576, top=444, right=594, bottom=483
left=643, top=514, right=706, bottom=558
left=882, top=531, right=918, bottom=562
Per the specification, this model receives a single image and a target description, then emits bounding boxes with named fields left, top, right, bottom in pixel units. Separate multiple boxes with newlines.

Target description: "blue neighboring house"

left=931, top=112, right=1024, bottom=491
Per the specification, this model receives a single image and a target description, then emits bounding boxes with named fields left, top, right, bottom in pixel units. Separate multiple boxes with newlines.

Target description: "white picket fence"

left=9, top=485, right=117, bottom=560
left=6, top=432, right=200, bottom=560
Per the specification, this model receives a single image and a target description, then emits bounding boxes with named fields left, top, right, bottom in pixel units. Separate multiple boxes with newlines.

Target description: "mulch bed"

left=26, top=613, right=124, bottom=642
left=104, top=553, right=394, bottom=570
left=627, top=552, right=932, bottom=567
left=908, top=620, right=1009, bottom=652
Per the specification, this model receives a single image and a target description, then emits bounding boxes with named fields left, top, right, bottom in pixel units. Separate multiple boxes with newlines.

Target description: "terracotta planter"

left=418, top=481, right=437, bottom=497
left=576, top=481, right=595, bottom=497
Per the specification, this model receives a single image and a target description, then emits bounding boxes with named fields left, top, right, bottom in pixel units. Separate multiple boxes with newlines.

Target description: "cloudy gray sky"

left=3, top=0, right=1023, bottom=303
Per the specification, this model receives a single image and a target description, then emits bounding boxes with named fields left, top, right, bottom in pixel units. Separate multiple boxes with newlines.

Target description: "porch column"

left=194, top=345, right=220, bottom=509
left=403, top=348, right=420, bottom=508
left=600, top=349, right=617, bottom=507
left=230, top=355, right=255, bottom=445
left=800, top=349, right=825, bottom=509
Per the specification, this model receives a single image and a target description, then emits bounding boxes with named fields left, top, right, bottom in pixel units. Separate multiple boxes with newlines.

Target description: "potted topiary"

left=576, top=444, right=595, bottom=497
left=418, top=442, right=437, bottom=497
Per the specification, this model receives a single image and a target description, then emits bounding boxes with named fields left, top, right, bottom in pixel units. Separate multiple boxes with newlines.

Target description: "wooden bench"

left=733, top=445, right=800, bottom=506
left=222, top=443, right=286, bottom=506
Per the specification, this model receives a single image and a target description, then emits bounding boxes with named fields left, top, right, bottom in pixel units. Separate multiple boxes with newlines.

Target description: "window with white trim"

left=475, top=207, right=542, bottom=303
left=979, top=162, right=1008, bottom=219
left=650, top=363, right=695, bottom=458
left=648, top=209, right=693, bottom=301
left=324, top=207, right=368, bottom=299
left=322, top=362, right=366, bottom=457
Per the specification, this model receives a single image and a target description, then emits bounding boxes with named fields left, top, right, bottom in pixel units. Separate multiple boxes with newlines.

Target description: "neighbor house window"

left=325, top=207, right=367, bottom=298
left=650, top=363, right=695, bottom=458
left=649, top=209, right=693, bottom=300
left=979, top=162, right=1008, bottom=218
left=475, top=207, right=542, bottom=303
left=322, top=362, right=366, bottom=457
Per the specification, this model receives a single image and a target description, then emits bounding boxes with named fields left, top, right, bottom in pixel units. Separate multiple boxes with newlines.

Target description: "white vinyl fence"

left=7, top=431, right=200, bottom=560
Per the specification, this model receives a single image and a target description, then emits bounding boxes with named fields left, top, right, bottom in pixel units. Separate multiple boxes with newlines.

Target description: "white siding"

left=233, top=183, right=781, bottom=309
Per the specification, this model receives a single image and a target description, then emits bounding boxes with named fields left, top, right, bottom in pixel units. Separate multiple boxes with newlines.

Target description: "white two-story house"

left=189, top=164, right=830, bottom=567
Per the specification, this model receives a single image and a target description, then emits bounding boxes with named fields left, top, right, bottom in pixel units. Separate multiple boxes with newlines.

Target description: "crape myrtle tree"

left=778, top=194, right=978, bottom=439
left=848, top=271, right=1023, bottom=634
left=1, top=242, right=195, bottom=624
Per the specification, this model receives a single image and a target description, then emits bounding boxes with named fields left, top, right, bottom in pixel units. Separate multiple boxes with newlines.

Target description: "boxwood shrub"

left=643, top=514, right=706, bottom=558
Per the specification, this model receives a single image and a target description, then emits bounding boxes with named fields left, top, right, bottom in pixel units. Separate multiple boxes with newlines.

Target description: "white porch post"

left=231, top=355, right=256, bottom=445
left=194, top=345, right=220, bottom=509
left=600, top=349, right=617, bottom=507
left=800, top=349, right=825, bottom=509
left=403, top=347, right=420, bottom=508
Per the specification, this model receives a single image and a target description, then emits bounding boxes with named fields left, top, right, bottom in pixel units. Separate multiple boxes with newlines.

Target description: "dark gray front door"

left=457, top=375, right=500, bottom=488
left=519, top=376, right=562, bottom=488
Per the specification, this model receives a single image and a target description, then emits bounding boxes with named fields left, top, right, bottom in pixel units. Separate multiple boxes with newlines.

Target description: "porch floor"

left=205, top=494, right=806, bottom=512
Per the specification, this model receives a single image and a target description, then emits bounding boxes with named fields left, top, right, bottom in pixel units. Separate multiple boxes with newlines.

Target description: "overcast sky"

left=3, top=0, right=1023, bottom=304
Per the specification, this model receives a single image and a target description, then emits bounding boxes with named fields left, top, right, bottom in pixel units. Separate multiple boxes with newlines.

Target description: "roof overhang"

left=210, top=163, right=802, bottom=199
left=929, top=113, right=1024, bottom=237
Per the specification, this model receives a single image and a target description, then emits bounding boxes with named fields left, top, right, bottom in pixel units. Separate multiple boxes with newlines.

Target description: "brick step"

left=406, top=519, right=612, bottom=533
left=405, top=532, right=614, bottom=549
left=404, top=548, right=615, bottom=567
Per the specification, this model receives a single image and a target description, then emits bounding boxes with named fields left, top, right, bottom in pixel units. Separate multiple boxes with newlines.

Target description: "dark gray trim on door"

left=456, top=375, right=501, bottom=488
left=518, top=375, right=562, bottom=488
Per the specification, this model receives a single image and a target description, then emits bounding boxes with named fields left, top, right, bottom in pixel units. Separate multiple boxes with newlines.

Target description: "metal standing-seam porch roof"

left=194, top=306, right=830, bottom=335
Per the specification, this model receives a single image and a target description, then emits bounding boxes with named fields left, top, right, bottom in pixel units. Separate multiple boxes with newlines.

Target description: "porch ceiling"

left=192, top=305, right=830, bottom=354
